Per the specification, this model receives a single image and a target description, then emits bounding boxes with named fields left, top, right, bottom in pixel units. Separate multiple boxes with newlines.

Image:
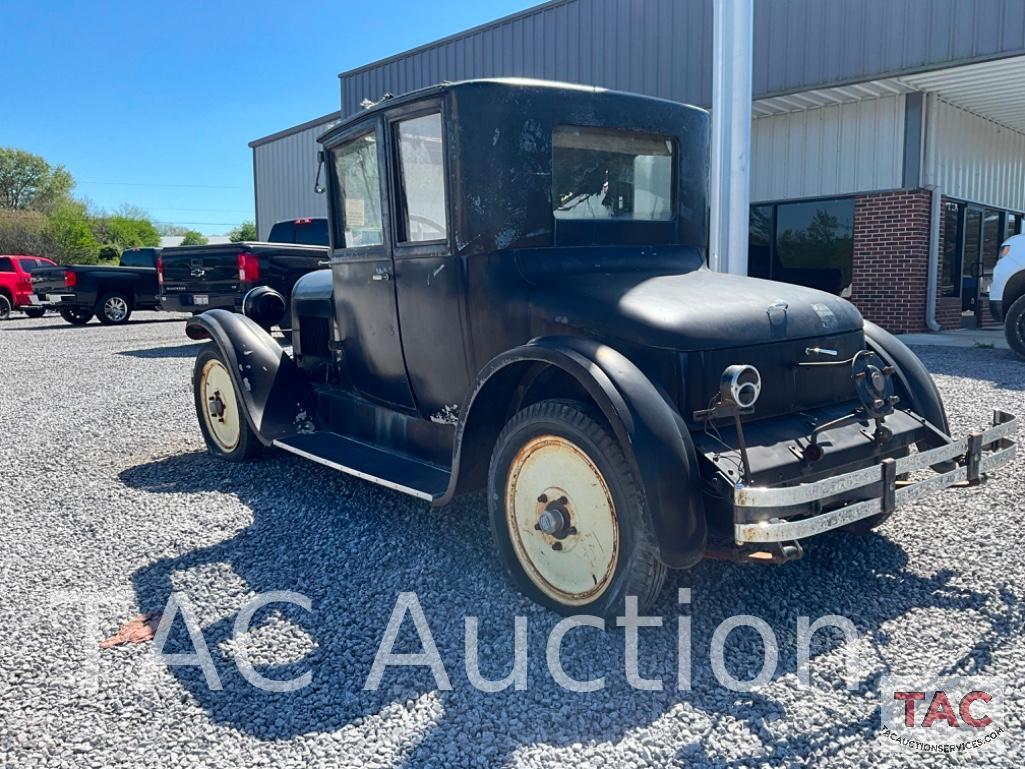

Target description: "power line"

left=150, top=206, right=253, bottom=213
left=153, top=220, right=245, bottom=227
left=79, top=180, right=249, bottom=190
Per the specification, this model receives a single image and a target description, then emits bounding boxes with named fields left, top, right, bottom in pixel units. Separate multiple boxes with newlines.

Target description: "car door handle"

left=372, top=270, right=391, bottom=281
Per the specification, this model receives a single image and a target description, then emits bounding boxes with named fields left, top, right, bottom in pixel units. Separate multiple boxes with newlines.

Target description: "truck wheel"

left=193, top=345, right=261, bottom=461
left=96, top=292, right=132, bottom=325
left=488, top=399, right=666, bottom=620
left=1003, top=294, right=1025, bottom=358
left=59, top=308, right=93, bottom=325
left=23, top=307, right=46, bottom=319
left=0, top=295, right=11, bottom=320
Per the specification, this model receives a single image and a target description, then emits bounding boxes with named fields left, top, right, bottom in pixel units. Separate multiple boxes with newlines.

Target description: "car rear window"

left=553, top=126, right=674, bottom=222
left=17, top=258, right=53, bottom=271
left=268, top=219, right=329, bottom=246
left=120, top=249, right=156, bottom=268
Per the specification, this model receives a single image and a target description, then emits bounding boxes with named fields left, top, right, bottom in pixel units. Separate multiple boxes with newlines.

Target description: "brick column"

left=849, top=189, right=932, bottom=333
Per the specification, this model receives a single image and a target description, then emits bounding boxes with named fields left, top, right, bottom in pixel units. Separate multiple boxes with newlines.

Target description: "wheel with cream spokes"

left=488, top=400, right=665, bottom=619
left=192, top=344, right=260, bottom=461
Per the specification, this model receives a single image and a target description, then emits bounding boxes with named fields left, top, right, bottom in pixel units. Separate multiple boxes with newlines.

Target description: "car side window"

left=0, top=257, right=13, bottom=272
left=395, top=112, right=447, bottom=243
left=331, top=131, right=384, bottom=248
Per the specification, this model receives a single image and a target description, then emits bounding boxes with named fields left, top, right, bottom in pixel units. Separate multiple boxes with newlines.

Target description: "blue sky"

left=3, top=0, right=533, bottom=234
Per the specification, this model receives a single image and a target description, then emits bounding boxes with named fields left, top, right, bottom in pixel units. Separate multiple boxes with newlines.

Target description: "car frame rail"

left=734, top=410, right=1017, bottom=544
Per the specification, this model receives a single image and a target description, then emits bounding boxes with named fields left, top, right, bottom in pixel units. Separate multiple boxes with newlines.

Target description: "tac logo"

left=878, top=676, right=1007, bottom=754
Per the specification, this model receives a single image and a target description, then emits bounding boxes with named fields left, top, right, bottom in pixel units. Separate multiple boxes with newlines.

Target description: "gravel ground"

left=1, top=311, right=1023, bottom=768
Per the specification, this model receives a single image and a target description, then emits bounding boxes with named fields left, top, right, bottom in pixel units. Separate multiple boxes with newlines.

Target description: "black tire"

left=1003, top=294, right=1025, bottom=359
left=0, top=294, right=11, bottom=321
left=488, top=399, right=666, bottom=620
left=96, top=292, right=133, bottom=325
left=192, top=344, right=261, bottom=462
left=23, top=307, right=46, bottom=319
left=59, top=308, right=93, bottom=325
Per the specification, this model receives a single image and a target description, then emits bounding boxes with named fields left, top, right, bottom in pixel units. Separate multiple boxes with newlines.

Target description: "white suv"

left=991, top=233, right=1025, bottom=357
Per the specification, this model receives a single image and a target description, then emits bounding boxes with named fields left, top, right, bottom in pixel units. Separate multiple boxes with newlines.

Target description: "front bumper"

left=989, top=299, right=1004, bottom=322
left=733, top=410, right=1017, bottom=543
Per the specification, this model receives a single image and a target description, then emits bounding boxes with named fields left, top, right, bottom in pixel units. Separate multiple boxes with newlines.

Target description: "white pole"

left=709, top=0, right=753, bottom=276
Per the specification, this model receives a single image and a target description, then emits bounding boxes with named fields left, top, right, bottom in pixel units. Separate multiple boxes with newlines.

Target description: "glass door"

left=961, top=207, right=983, bottom=315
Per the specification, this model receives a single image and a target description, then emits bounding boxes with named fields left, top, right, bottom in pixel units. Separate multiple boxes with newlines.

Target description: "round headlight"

left=242, top=285, right=286, bottom=330
left=720, top=364, right=761, bottom=410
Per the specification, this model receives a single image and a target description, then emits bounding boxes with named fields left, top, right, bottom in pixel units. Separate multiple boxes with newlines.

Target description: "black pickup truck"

left=31, top=247, right=161, bottom=325
left=157, top=220, right=328, bottom=321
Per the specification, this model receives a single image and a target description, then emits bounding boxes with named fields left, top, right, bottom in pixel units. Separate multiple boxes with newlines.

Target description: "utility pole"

left=709, top=0, right=753, bottom=276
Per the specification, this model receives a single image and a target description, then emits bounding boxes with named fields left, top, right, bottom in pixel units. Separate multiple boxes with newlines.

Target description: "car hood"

left=530, top=267, right=863, bottom=351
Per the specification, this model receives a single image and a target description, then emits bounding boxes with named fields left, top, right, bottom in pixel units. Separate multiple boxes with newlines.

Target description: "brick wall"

left=850, top=189, right=933, bottom=333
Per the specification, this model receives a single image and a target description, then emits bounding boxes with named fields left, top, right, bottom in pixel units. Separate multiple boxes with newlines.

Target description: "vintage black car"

left=184, top=79, right=1016, bottom=619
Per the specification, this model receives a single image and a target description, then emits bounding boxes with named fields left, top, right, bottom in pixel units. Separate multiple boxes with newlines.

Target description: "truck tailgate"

left=160, top=247, right=242, bottom=296
left=31, top=267, right=68, bottom=295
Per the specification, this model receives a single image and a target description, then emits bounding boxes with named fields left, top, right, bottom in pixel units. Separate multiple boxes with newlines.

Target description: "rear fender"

left=443, top=336, right=706, bottom=569
left=186, top=309, right=314, bottom=445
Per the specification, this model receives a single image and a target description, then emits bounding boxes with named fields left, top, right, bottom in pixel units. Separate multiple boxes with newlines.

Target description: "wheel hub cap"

left=538, top=506, right=568, bottom=537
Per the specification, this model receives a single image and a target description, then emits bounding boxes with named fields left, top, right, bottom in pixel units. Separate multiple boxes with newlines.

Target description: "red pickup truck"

left=0, top=254, right=56, bottom=320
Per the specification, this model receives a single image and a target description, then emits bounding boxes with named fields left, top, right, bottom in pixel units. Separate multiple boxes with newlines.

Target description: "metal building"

left=253, top=0, right=1025, bottom=332
left=249, top=111, right=341, bottom=240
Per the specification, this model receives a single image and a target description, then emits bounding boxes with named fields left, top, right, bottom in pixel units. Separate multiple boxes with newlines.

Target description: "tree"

left=229, top=220, right=258, bottom=242
left=47, top=201, right=100, bottom=263
left=180, top=230, right=208, bottom=246
left=0, top=147, right=74, bottom=212
left=100, top=216, right=160, bottom=249
left=158, top=223, right=190, bottom=237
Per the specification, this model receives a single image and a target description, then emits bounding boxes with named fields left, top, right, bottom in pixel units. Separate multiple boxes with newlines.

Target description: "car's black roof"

left=317, top=77, right=707, bottom=145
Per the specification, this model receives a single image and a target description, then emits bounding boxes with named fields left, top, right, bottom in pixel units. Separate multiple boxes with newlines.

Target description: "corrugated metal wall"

left=253, top=119, right=339, bottom=240
left=340, top=0, right=1025, bottom=116
left=927, top=97, right=1025, bottom=212
left=341, top=0, right=712, bottom=116
left=751, top=95, right=906, bottom=202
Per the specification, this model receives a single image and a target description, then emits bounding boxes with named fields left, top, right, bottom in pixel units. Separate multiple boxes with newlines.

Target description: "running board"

left=273, top=432, right=450, bottom=502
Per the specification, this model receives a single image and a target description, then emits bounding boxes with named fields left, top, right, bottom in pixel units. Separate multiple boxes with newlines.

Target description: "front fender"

left=863, top=320, right=949, bottom=435
left=443, top=336, right=706, bottom=569
left=186, top=309, right=313, bottom=445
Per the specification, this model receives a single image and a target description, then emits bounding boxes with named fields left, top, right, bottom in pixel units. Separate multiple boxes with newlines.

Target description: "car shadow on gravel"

left=120, top=451, right=1021, bottom=766
left=1, top=317, right=186, bottom=332
left=117, top=342, right=206, bottom=359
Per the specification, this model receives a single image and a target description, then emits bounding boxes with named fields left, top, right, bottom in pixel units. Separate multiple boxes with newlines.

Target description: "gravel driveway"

left=1, top=312, right=1022, bottom=768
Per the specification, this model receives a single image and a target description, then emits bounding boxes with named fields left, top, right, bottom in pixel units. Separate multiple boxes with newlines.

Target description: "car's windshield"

left=553, top=126, right=673, bottom=222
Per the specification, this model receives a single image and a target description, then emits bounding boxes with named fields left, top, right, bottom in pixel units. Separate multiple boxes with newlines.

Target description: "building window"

left=1005, top=213, right=1022, bottom=241
left=940, top=201, right=963, bottom=298
left=331, top=131, right=383, bottom=248
left=395, top=113, right=448, bottom=243
left=552, top=126, right=673, bottom=221
left=747, top=197, right=854, bottom=297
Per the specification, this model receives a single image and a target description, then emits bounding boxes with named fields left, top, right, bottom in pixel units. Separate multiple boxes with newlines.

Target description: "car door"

left=327, top=117, right=418, bottom=411
left=388, top=104, right=473, bottom=420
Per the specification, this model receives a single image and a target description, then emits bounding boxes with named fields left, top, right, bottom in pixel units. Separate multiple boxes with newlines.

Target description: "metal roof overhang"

left=753, top=55, right=1025, bottom=135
